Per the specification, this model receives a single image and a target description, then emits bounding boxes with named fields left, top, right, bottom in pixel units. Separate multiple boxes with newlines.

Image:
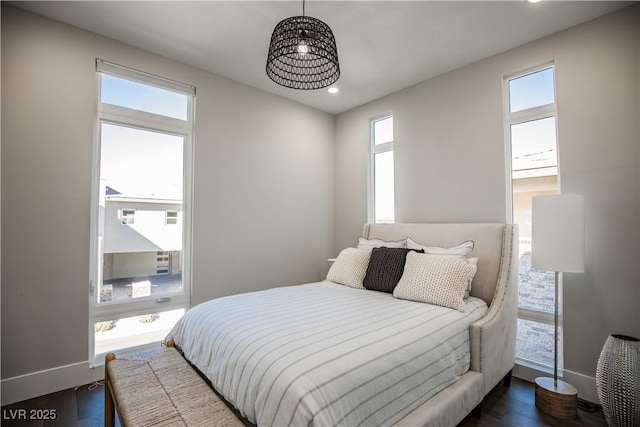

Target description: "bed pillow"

left=393, top=252, right=477, bottom=312
left=326, top=248, right=371, bottom=289
left=406, top=237, right=474, bottom=256
left=406, top=238, right=477, bottom=297
left=357, top=237, right=407, bottom=251
left=363, top=247, right=422, bottom=293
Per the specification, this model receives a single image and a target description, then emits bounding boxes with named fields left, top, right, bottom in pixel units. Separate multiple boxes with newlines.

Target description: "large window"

left=505, top=66, right=562, bottom=369
left=90, top=60, right=195, bottom=363
left=370, top=115, right=395, bottom=223
left=505, top=65, right=561, bottom=371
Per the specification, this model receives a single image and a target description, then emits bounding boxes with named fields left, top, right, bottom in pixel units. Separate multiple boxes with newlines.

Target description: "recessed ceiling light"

left=528, top=0, right=541, bottom=3
left=328, top=87, right=339, bottom=94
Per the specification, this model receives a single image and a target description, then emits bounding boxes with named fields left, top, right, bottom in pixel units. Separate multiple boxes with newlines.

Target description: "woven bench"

left=105, top=343, right=246, bottom=427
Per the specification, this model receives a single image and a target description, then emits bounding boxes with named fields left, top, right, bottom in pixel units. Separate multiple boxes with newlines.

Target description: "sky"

left=509, top=67, right=554, bottom=113
left=100, top=123, right=184, bottom=200
left=511, top=117, right=557, bottom=171
left=509, top=67, right=558, bottom=171
left=100, top=73, right=187, bottom=201
left=101, top=74, right=188, bottom=120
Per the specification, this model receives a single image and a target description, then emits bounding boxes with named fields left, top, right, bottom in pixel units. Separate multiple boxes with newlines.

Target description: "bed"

left=167, top=222, right=518, bottom=426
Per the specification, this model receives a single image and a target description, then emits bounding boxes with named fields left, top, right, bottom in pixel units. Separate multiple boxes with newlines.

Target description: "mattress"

left=168, top=281, right=488, bottom=427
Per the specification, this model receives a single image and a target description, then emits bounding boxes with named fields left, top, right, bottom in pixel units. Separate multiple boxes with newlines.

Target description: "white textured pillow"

left=406, top=237, right=474, bottom=256
left=393, top=252, right=477, bottom=312
left=406, top=238, right=477, bottom=297
left=326, top=248, right=371, bottom=289
left=357, top=237, right=407, bottom=251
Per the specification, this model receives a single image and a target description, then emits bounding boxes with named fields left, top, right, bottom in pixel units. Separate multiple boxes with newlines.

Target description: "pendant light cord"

left=302, top=0, right=305, bottom=17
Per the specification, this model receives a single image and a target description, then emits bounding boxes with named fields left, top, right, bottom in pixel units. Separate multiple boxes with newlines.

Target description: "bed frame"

left=362, top=223, right=518, bottom=427
left=156, top=222, right=517, bottom=426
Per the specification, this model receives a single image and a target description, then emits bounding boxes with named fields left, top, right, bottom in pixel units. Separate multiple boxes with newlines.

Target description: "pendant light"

left=266, top=0, right=340, bottom=90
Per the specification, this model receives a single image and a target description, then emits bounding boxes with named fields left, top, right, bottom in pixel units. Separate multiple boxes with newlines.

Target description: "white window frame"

left=369, top=113, right=395, bottom=223
left=89, top=59, right=195, bottom=364
left=166, top=210, right=179, bottom=225
left=120, top=208, right=136, bottom=225
left=504, top=63, right=562, bottom=374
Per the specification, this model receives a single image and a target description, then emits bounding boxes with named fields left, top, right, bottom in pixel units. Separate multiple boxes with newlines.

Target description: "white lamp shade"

left=531, top=194, right=585, bottom=273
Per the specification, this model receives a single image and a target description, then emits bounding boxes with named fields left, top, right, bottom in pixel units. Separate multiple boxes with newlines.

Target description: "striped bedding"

left=168, top=281, right=487, bottom=427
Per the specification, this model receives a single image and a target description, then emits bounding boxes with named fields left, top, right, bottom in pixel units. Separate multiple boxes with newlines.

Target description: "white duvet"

left=168, top=281, right=487, bottom=427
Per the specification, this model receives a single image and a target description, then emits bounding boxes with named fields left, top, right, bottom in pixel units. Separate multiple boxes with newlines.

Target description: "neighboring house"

left=102, top=186, right=182, bottom=280
left=512, top=148, right=558, bottom=251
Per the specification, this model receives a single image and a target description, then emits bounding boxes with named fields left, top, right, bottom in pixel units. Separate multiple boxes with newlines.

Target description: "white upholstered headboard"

left=362, top=223, right=517, bottom=305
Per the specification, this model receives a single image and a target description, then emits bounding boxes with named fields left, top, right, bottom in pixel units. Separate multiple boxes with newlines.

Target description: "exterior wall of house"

left=513, top=175, right=558, bottom=245
left=103, top=251, right=181, bottom=281
left=335, top=4, right=639, bottom=400
left=111, top=252, right=158, bottom=278
left=113, top=252, right=167, bottom=279
left=103, top=200, right=182, bottom=253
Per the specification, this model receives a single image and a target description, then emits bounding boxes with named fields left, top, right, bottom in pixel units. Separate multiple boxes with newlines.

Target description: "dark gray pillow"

left=363, top=247, right=423, bottom=293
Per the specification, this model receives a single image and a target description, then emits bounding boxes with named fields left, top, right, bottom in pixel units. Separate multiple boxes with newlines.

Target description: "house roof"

left=104, top=186, right=181, bottom=204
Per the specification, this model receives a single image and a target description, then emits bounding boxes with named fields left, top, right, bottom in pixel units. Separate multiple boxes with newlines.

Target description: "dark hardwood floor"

left=1, top=377, right=605, bottom=426
left=458, top=378, right=606, bottom=427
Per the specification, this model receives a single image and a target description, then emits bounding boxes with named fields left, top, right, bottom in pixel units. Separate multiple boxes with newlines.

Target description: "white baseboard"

left=1, top=342, right=168, bottom=406
left=563, top=369, right=598, bottom=404
left=2, top=359, right=599, bottom=408
left=513, top=362, right=598, bottom=404
left=1, top=362, right=105, bottom=406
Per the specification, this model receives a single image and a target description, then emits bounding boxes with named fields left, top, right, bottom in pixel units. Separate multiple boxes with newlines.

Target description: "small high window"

left=100, top=74, right=189, bottom=120
left=166, top=211, right=178, bottom=225
left=120, top=209, right=135, bottom=225
left=508, top=67, right=555, bottom=113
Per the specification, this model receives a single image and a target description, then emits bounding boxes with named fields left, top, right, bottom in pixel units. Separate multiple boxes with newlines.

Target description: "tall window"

left=505, top=66, right=561, bottom=371
left=370, top=115, right=395, bottom=223
left=90, top=60, right=195, bottom=363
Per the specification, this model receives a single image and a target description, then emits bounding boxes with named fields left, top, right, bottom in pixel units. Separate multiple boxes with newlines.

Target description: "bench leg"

left=105, top=353, right=117, bottom=427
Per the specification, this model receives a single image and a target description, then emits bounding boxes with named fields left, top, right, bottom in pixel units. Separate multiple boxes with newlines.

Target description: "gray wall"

left=1, top=5, right=335, bottom=380
left=335, top=6, right=639, bottom=380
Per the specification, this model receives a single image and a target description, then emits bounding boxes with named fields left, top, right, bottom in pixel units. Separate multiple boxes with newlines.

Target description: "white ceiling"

left=11, top=1, right=631, bottom=114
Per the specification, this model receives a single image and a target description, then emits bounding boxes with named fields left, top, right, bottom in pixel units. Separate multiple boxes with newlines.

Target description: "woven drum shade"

left=266, top=15, right=340, bottom=90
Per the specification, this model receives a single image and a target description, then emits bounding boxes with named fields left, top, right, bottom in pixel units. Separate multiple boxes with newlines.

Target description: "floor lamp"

left=531, top=194, right=585, bottom=419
